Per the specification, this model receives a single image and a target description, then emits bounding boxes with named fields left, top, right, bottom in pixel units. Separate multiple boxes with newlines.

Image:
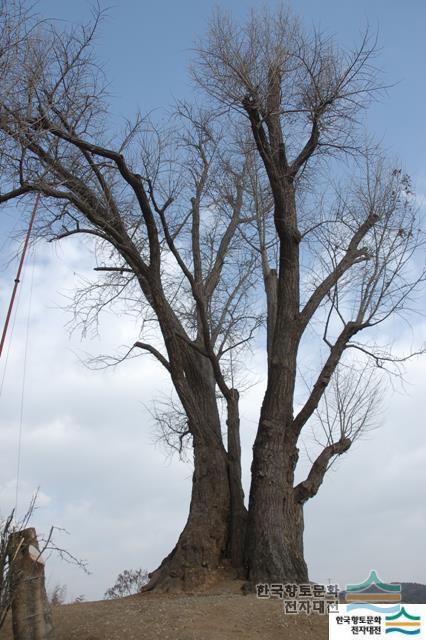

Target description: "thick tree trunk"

left=144, top=437, right=232, bottom=592
left=244, top=174, right=307, bottom=585
left=245, top=422, right=308, bottom=585
left=247, top=490, right=307, bottom=585
left=145, top=350, right=246, bottom=592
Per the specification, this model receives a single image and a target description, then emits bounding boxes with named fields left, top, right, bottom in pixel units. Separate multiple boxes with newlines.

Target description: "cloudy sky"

left=1, top=0, right=425, bottom=601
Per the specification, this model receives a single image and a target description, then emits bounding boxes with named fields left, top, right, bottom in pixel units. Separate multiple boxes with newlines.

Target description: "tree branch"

left=294, top=436, right=351, bottom=503
left=289, top=118, right=320, bottom=177
left=292, top=322, right=362, bottom=434
left=299, top=213, right=378, bottom=332
left=0, top=185, right=32, bottom=202
left=94, top=266, right=134, bottom=273
left=133, top=341, right=171, bottom=372
left=30, top=117, right=162, bottom=271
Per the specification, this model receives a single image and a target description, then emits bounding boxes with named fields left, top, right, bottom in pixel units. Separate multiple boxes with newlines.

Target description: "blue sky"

left=0, top=0, right=425, bottom=600
left=35, top=0, right=426, bottom=176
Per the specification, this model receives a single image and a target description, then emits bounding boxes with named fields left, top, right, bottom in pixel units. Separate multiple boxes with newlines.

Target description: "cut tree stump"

left=8, top=527, right=54, bottom=640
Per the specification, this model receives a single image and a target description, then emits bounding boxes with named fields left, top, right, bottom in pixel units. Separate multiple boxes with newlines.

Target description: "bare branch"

left=294, top=436, right=351, bottom=503
left=133, top=341, right=171, bottom=372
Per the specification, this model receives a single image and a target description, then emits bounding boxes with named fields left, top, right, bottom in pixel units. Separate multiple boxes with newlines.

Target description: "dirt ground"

left=2, top=581, right=329, bottom=640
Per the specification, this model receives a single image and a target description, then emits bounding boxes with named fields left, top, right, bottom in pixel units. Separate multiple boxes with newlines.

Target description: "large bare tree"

left=193, top=6, right=425, bottom=584
left=0, top=4, right=424, bottom=591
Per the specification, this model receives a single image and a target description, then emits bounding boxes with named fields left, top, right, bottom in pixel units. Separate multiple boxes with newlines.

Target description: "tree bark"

left=144, top=437, right=232, bottom=592
left=245, top=178, right=307, bottom=585
left=144, top=349, right=247, bottom=592
left=7, top=528, right=54, bottom=640
left=245, top=420, right=308, bottom=585
left=265, top=269, right=278, bottom=369
left=226, top=389, right=247, bottom=572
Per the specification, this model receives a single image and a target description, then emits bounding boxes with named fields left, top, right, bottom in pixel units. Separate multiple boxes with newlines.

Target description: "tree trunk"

left=7, top=528, right=54, bottom=640
left=144, top=350, right=246, bottom=592
left=265, top=268, right=278, bottom=368
left=144, top=437, right=232, bottom=592
left=244, top=178, right=307, bottom=585
left=245, top=417, right=308, bottom=586
left=226, top=389, right=247, bottom=572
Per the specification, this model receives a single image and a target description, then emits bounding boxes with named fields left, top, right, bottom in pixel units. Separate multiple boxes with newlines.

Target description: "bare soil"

left=2, top=581, right=329, bottom=639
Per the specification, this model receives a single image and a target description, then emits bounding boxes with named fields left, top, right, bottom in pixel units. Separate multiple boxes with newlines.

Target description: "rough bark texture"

left=145, top=351, right=246, bottom=592
left=226, top=390, right=248, bottom=572
left=246, top=421, right=308, bottom=585
left=265, top=269, right=278, bottom=369
left=246, top=487, right=307, bottom=585
left=145, top=439, right=232, bottom=592
left=7, top=528, right=54, bottom=640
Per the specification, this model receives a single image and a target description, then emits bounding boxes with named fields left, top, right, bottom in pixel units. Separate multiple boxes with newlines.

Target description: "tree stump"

left=8, top=527, right=54, bottom=640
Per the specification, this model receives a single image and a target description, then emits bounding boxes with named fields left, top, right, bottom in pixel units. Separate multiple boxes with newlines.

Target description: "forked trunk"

left=144, top=350, right=246, bottom=592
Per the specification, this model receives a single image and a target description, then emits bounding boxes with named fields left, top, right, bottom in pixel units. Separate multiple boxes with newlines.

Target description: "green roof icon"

left=347, top=570, right=401, bottom=593
left=385, top=607, right=421, bottom=622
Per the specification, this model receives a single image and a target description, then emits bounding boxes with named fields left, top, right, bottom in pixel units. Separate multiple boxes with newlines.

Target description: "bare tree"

left=104, top=569, right=149, bottom=599
left=193, top=6, right=425, bottom=585
left=49, top=584, right=67, bottom=607
left=0, top=5, right=260, bottom=591
left=0, top=3, right=424, bottom=592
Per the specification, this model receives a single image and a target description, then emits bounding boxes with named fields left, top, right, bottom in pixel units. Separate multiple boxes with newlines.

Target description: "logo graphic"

left=345, top=570, right=401, bottom=613
left=330, top=574, right=424, bottom=639
left=385, top=607, right=421, bottom=635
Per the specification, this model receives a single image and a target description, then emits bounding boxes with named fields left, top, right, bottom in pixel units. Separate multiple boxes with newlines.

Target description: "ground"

left=2, top=580, right=329, bottom=639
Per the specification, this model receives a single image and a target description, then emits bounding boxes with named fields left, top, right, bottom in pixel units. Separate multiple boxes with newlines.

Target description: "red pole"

left=0, top=193, right=40, bottom=360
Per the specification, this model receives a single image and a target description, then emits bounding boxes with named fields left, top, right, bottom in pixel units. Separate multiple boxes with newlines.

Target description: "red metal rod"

left=0, top=193, right=40, bottom=360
